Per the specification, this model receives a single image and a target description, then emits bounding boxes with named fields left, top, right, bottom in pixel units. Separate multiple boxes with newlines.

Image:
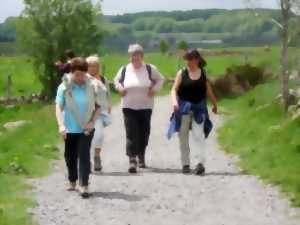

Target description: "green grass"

left=1, top=46, right=299, bottom=97
left=0, top=103, right=59, bottom=225
left=218, top=80, right=300, bottom=207
left=0, top=56, right=41, bottom=96
left=102, top=46, right=300, bottom=79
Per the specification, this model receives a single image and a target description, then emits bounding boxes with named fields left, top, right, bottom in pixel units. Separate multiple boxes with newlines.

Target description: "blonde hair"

left=86, top=55, right=100, bottom=66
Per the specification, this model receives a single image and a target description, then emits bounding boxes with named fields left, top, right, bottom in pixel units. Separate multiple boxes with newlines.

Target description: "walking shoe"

left=128, top=158, right=137, bottom=174
left=94, top=156, right=102, bottom=172
left=182, top=165, right=191, bottom=174
left=195, top=163, right=205, bottom=176
left=138, top=154, right=146, bottom=168
left=67, top=182, right=76, bottom=191
left=79, top=186, right=90, bottom=199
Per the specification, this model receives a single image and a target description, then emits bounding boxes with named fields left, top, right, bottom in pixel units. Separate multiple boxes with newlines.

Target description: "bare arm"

left=171, top=70, right=183, bottom=111
left=55, top=104, right=67, bottom=139
left=150, top=66, right=165, bottom=93
left=206, top=81, right=218, bottom=114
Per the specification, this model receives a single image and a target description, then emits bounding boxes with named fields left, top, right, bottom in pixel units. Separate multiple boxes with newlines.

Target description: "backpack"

left=119, top=64, right=155, bottom=86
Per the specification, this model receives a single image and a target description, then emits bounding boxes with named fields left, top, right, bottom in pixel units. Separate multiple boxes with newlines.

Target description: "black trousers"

left=123, top=108, right=152, bottom=160
left=64, top=131, right=94, bottom=186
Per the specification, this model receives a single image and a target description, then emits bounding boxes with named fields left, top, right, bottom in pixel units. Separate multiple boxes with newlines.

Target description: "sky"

left=0, top=0, right=279, bottom=23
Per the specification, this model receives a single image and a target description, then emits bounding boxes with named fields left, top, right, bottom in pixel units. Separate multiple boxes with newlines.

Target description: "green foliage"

left=159, top=39, right=169, bottom=55
left=17, top=0, right=104, bottom=98
left=177, top=40, right=188, bottom=50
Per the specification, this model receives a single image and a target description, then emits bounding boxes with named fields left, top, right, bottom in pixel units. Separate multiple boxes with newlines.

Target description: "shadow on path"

left=90, top=191, right=146, bottom=202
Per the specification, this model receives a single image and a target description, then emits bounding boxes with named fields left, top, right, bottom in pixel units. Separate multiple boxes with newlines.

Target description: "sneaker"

left=138, top=159, right=146, bottom=168
left=182, top=165, right=191, bottom=174
left=94, top=156, right=102, bottom=172
left=195, top=163, right=205, bottom=176
left=138, top=155, right=146, bottom=168
left=128, top=158, right=137, bottom=174
left=67, top=182, right=76, bottom=191
left=79, top=186, right=90, bottom=199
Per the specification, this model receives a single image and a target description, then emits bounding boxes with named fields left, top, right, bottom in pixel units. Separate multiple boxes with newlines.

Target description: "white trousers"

left=92, top=118, right=104, bottom=149
left=178, top=112, right=206, bottom=166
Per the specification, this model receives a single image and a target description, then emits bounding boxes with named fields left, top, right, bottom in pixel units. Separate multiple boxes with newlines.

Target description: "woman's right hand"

left=118, top=87, right=127, bottom=97
left=59, top=125, right=67, bottom=140
left=173, top=101, right=179, bottom=112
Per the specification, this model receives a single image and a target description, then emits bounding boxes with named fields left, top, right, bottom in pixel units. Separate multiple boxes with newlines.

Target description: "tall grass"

left=218, top=81, right=300, bottom=207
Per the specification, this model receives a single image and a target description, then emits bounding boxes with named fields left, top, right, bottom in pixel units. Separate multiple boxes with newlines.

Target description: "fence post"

left=6, top=74, right=12, bottom=98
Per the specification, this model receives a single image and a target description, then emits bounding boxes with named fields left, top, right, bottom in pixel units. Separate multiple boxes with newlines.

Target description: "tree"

left=246, top=0, right=300, bottom=110
left=159, top=39, right=169, bottom=55
left=177, top=40, right=188, bottom=51
left=17, top=0, right=104, bottom=98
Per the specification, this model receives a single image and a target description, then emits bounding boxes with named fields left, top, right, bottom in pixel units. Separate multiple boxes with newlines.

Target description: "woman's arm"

left=149, top=65, right=165, bottom=95
left=55, top=104, right=67, bottom=139
left=113, top=67, right=127, bottom=96
left=171, top=70, right=183, bottom=111
left=206, top=81, right=218, bottom=114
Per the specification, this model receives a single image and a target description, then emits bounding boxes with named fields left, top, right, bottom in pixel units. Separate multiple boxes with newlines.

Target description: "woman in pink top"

left=114, top=44, right=165, bottom=173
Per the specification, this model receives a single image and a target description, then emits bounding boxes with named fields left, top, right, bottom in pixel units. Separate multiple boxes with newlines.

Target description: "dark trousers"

left=64, top=131, right=94, bottom=186
left=123, top=108, right=152, bottom=160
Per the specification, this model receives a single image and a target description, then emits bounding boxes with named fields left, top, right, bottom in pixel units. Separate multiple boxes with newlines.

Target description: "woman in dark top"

left=171, top=49, right=217, bottom=175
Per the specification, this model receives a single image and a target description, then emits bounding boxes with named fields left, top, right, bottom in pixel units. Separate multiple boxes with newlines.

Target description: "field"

left=2, top=46, right=299, bottom=97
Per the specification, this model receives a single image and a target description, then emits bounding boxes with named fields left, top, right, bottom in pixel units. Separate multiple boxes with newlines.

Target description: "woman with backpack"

left=86, top=55, right=112, bottom=172
left=114, top=44, right=165, bottom=173
left=168, top=49, right=218, bottom=175
left=55, top=57, right=107, bottom=198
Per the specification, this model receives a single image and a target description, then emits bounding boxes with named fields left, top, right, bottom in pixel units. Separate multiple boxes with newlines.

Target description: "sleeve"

left=95, top=80, right=108, bottom=108
left=55, top=84, right=65, bottom=107
left=150, top=65, right=165, bottom=92
left=105, top=78, right=112, bottom=106
left=113, top=67, right=124, bottom=91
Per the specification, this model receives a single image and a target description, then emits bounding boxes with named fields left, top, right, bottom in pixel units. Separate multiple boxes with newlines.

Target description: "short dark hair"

left=65, top=49, right=76, bottom=59
left=184, top=49, right=207, bottom=68
left=70, top=57, right=88, bottom=72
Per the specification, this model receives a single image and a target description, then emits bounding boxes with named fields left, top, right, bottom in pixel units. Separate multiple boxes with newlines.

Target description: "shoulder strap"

left=146, top=64, right=152, bottom=81
left=119, top=66, right=127, bottom=86
left=100, top=76, right=106, bottom=84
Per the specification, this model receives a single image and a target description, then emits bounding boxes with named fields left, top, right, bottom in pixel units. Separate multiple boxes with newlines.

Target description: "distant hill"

left=0, top=8, right=299, bottom=54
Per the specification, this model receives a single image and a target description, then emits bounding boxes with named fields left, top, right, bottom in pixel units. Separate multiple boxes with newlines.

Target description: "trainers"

left=94, top=156, right=102, bottom=172
left=182, top=165, right=191, bottom=174
left=138, top=155, right=146, bottom=168
left=128, top=158, right=137, bottom=174
left=79, top=186, right=90, bottom=199
left=195, top=163, right=205, bottom=176
left=67, top=182, right=76, bottom=191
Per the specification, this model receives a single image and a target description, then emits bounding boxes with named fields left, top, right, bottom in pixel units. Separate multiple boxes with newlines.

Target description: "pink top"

left=114, top=63, right=165, bottom=110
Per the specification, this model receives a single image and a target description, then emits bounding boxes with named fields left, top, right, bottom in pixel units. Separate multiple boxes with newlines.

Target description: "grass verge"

left=218, top=80, right=300, bottom=207
left=0, top=103, right=59, bottom=225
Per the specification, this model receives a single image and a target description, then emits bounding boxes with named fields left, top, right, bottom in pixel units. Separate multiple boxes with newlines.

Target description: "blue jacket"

left=167, top=98, right=213, bottom=140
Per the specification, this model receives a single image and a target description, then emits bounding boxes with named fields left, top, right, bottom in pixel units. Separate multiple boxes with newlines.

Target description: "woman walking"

left=55, top=57, right=107, bottom=198
left=114, top=44, right=165, bottom=173
left=86, top=55, right=112, bottom=172
left=168, top=49, right=217, bottom=175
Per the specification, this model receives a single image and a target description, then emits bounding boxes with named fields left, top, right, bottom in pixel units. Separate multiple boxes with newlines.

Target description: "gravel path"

left=31, top=97, right=300, bottom=225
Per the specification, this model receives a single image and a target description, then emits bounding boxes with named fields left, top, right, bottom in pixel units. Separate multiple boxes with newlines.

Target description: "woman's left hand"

left=84, top=122, right=95, bottom=130
left=212, top=105, right=218, bottom=114
left=148, top=88, right=156, bottom=97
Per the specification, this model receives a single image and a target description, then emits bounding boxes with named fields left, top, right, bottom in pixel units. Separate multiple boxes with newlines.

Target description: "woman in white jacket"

left=114, top=44, right=165, bottom=173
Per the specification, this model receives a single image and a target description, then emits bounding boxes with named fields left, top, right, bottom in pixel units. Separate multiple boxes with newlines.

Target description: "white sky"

left=0, top=0, right=279, bottom=23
